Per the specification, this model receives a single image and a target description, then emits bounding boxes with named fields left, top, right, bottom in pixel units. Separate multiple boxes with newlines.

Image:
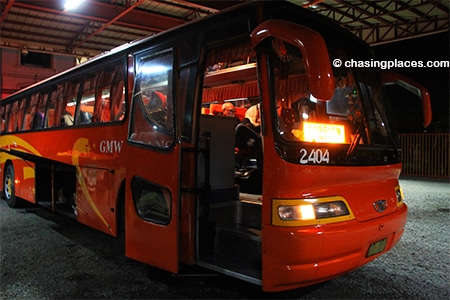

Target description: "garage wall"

left=1, top=48, right=75, bottom=98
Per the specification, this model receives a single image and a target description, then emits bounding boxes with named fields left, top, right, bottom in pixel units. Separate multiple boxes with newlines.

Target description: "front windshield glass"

left=268, top=38, right=399, bottom=166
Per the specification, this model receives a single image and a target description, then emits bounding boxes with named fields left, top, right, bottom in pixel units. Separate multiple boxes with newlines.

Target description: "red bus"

left=1, top=2, right=431, bottom=292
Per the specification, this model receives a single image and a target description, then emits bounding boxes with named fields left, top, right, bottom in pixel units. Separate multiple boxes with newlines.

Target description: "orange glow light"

left=303, top=121, right=346, bottom=143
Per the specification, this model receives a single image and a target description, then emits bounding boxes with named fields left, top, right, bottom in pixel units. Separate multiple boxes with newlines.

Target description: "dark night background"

left=373, top=32, right=449, bottom=133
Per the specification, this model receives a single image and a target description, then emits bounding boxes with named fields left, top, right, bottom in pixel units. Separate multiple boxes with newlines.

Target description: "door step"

left=214, top=224, right=261, bottom=262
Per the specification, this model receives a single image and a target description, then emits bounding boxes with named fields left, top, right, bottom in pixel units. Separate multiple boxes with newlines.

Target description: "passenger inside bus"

left=244, top=104, right=261, bottom=131
left=220, top=102, right=235, bottom=117
left=219, top=102, right=240, bottom=126
left=235, top=117, right=261, bottom=169
left=326, top=75, right=354, bottom=117
left=32, top=111, right=44, bottom=129
left=129, top=90, right=174, bottom=148
left=77, top=111, right=92, bottom=125
left=234, top=104, right=262, bottom=193
left=292, top=97, right=317, bottom=122
left=61, top=111, right=74, bottom=126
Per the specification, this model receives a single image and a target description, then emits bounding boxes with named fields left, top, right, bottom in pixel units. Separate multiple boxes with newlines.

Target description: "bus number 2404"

left=299, top=148, right=330, bottom=164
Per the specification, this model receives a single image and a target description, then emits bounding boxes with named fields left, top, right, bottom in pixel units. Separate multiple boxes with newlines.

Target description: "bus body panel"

left=1, top=155, right=36, bottom=203
left=1, top=136, right=37, bottom=203
left=124, top=142, right=181, bottom=274
left=259, top=155, right=407, bottom=291
left=1, top=125, right=128, bottom=236
left=262, top=203, right=407, bottom=291
left=258, top=110, right=406, bottom=290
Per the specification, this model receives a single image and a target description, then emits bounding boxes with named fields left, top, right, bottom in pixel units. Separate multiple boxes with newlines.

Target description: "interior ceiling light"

left=64, top=0, right=86, bottom=11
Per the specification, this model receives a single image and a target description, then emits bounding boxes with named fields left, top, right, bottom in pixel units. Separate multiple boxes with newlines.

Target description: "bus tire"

left=3, top=163, right=21, bottom=208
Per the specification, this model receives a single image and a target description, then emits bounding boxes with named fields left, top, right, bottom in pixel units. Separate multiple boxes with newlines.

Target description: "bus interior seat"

left=209, top=103, right=222, bottom=116
left=234, top=107, right=247, bottom=121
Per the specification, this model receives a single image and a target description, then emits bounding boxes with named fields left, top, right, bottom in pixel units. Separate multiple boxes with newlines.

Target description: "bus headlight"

left=272, top=196, right=355, bottom=226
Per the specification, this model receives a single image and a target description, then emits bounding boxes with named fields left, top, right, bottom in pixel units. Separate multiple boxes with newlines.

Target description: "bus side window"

left=18, top=97, right=28, bottom=131
left=63, top=80, right=81, bottom=126
left=130, top=51, right=174, bottom=149
left=47, top=82, right=71, bottom=127
left=28, top=92, right=46, bottom=130
left=10, top=101, right=19, bottom=132
left=96, top=62, right=125, bottom=123
left=77, top=73, right=95, bottom=125
left=46, top=96, right=57, bottom=128
left=72, top=60, right=125, bottom=125
left=110, top=63, right=126, bottom=122
left=0, top=105, right=5, bottom=133
left=2, top=104, right=11, bottom=133
left=92, top=70, right=110, bottom=123
left=131, top=177, right=171, bottom=225
left=23, top=96, right=33, bottom=131
left=32, top=111, right=45, bottom=129
left=39, top=91, right=49, bottom=129
left=48, top=84, right=66, bottom=128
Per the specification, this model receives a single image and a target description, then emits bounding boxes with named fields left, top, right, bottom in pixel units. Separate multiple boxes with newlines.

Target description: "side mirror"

left=251, top=20, right=335, bottom=101
left=381, top=71, right=432, bottom=127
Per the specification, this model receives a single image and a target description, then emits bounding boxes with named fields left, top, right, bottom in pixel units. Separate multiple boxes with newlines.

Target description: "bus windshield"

left=269, top=38, right=399, bottom=166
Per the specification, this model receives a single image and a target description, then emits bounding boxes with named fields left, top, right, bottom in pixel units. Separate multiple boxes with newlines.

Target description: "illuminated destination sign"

left=303, top=122, right=346, bottom=143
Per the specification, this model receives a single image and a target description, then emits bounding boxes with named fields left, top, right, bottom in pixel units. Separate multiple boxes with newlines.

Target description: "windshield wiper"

left=345, top=122, right=363, bottom=160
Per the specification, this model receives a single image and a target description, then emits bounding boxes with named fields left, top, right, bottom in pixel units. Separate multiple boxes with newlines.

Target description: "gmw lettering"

left=100, top=140, right=124, bottom=154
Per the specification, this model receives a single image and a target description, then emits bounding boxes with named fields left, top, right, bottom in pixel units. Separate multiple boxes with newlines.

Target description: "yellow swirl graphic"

left=72, top=138, right=112, bottom=233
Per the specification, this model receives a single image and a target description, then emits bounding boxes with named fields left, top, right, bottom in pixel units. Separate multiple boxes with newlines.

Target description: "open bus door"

left=251, top=21, right=335, bottom=291
left=124, top=50, right=180, bottom=273
left=196, top=20, right=336, bottom=290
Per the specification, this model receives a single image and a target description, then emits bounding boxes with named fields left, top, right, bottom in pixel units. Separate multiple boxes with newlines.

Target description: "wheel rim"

left=4, top=170, right=13, bottom=200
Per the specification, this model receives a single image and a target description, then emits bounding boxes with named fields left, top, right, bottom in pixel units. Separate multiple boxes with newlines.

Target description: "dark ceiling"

left=1, top=0, right=449, bottom=58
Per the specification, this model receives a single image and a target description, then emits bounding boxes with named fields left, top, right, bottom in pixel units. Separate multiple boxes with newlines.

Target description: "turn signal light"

left=395, top=185, right=404, bottom=206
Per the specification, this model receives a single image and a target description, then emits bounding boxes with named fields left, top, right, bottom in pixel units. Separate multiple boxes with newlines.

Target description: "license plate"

left=367, top=238, right=387, bottom=257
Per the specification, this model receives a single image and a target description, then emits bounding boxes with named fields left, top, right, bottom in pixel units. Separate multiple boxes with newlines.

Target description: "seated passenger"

left=147, top=91, right=166, bottom=111
left=219, top=102, right=240, bottom=126
left=235, top=117, right=262, bottom=181
left=78, top=111, right=92, bottom=124
left=61, top=111, right=74, bottom=126
left=292, top=97, right=316, bottom=121
left=235, top=118, right=260, bottom=156
left=235, top=116, right=263, bottom=194
left=32, top=111, right=44, bottom=129
left=244, top=104, right=261, bottom=132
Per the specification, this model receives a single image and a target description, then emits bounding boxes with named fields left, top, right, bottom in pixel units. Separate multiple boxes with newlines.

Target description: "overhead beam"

left=0, top=0, right=15, bottom=25
left=67, top=0, right=146, bottom=52
left=11, top=0, right=185, bottom=32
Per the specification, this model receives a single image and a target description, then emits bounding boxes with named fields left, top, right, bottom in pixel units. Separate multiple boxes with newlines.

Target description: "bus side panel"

left=75, top=166, right=114, bottom=235
left=1, top=135, right=39, bottom=203
left=5, top=157, right=36, bottom=203
left=124, top=147, right=180, bottom=273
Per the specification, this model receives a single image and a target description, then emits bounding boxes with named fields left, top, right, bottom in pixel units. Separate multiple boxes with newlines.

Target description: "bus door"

left=125, top=50, right=180, bottom=273
left=196, top=36, right=263, bottom=284
left=250, top=21, right=335, bottom=290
